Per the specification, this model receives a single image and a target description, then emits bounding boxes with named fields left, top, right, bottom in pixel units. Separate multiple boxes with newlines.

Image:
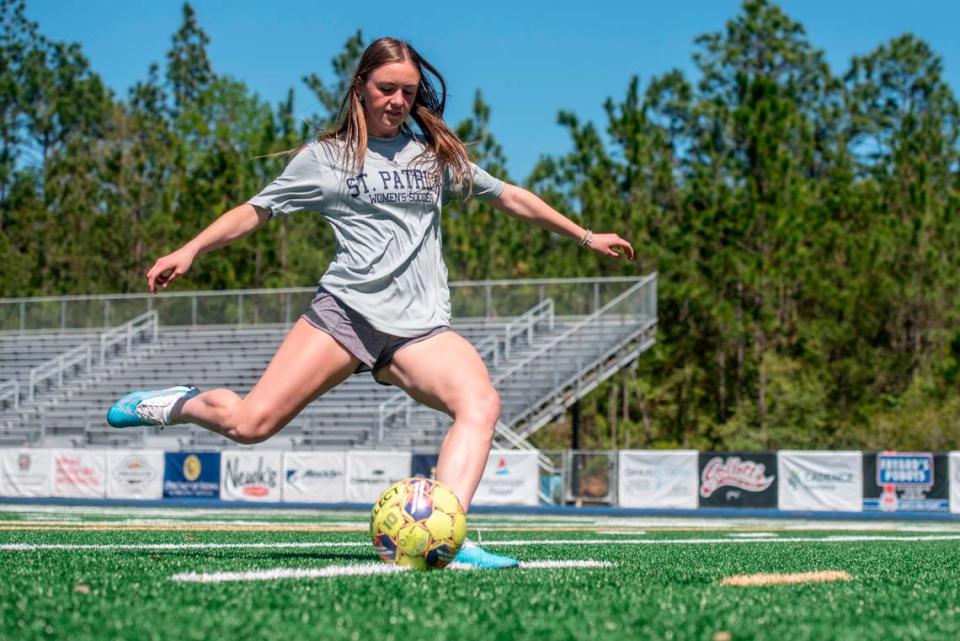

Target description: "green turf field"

left=1, top=506, right=959, bottom=641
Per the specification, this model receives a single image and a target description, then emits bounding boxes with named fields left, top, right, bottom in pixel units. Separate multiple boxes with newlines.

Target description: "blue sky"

left=25, top=1, right=960, bottom=180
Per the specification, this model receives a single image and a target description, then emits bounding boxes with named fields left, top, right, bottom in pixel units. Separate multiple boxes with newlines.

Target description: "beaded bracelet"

left=578, top=229, right=594, bottom=248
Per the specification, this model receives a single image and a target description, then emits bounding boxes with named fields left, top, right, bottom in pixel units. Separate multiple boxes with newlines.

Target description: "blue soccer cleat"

left=106, top=385, right=199, bottom=428
left=451, top=540, right=519, bottom=569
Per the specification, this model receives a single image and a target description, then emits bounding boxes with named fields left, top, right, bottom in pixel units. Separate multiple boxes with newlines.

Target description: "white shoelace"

left=135, top=391, right=187, bottom=426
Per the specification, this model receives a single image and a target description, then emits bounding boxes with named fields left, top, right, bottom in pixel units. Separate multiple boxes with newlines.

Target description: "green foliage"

left=530, top=0, right=960, bottom=451
left=1, top=0, right=958, bottom=449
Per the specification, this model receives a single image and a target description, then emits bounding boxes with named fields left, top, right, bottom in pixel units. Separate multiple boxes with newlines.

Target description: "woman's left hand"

left=588, top=233, right=635, bottom=260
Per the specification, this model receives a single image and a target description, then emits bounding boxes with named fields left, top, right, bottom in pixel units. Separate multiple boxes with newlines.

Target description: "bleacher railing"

left=17, top=311, right=159, bottom=407
left=503, top=299, right=554, bottom=360
left=0, top=277, right=648, bottom=330
left=99, top=311, right=158, bottom=363
left=28, top=344, right=92, bottom=402
left=494, top=274, right=657, bottom=436
left=0, top=379, right=18, bottom=411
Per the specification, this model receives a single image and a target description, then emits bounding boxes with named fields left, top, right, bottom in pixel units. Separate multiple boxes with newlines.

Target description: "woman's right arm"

left=146, top=203, right=270, bottom=293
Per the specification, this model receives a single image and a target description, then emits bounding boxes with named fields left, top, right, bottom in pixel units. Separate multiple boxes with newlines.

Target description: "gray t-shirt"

left=247, top=132, right=505, bottom=337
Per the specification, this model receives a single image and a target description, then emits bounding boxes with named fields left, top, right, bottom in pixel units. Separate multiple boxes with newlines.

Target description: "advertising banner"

left=163, top=452, right=220, bottom=498
left=472, top=451, right=540, bottom=506
left=221, top=451, right=283, bottom=502
left=950, top=452, right=960, bottom=513
left=863, top=451, right=948, bottom=512
left=52, top=449, right=106, bottom=498
left=106, top=450, right=164, bottom=499
left=618, top=450, right=699, bottom=509
left=282, top=451, right=346, bottom=503
left=777, top=451, right=862, bottom=512
left=0, top=449, right=52, bottom=497
left=698, top=452, right=777, bottom=508
left=345, top=451, right=412, bottom=503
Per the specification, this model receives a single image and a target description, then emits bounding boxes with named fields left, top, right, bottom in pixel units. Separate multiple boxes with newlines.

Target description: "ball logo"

left=182, top=454, right=202, bottom=482
left=700, top=456, right=775, bottom=498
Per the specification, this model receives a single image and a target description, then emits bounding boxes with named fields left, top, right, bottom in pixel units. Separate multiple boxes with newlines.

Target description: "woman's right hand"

left=146, top=248, right=196, bottom=293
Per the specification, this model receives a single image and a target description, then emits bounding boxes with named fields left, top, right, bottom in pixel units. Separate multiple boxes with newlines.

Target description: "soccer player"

left=107, top=37, right=634, bottom=568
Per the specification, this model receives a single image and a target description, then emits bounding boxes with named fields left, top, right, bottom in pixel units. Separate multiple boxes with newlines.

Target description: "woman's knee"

left=224, top=402, right=283, bottom=444
left=460, top=387, right=500, bottom=433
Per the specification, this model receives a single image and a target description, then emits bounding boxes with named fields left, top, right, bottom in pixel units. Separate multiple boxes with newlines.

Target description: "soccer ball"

left=370, top=477, right=467, bottom=570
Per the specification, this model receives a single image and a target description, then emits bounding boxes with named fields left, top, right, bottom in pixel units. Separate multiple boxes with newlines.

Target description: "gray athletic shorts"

left=301, top=287, right=449, bottom=386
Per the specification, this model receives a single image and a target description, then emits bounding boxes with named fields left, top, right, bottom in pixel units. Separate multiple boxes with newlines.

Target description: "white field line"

left=5, top=534, right=960, bottom=553
left=595, top=530, right=647, bottom=535
left=172, top=564, right=406, bottom=582
left=171, top=560, right=614, bottom=583
left=446, top=560, right=613, bottom=572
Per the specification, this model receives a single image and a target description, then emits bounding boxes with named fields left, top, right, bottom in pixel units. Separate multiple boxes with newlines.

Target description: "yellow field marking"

left=0, top=521, right=643, bottom=533
left=0, top=523, right=363, bottom=532
left=0, top=520, right=788, bottom=533
left=721, top=570, right=852, bottom=587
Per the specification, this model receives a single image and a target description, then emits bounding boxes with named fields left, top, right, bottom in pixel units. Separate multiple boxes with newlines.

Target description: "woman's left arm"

left=489, top=184, right=634, bottom=260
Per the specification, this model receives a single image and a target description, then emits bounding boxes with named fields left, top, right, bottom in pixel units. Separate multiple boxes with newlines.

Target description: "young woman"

left=107, top=37, right=634, bottom=568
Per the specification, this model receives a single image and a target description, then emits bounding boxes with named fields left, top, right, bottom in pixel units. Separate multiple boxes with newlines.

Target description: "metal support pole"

left=571, top=400, right=581, bottom=451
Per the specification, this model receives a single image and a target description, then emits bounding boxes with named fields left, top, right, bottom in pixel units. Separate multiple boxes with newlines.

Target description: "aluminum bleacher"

left=0, top=276, right=657, bottom=450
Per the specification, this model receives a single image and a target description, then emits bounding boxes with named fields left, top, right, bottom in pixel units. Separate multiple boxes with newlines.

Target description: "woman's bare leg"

left=377, top=331, right=499, bottom=510
left=175, top=318, right=361, bottom=444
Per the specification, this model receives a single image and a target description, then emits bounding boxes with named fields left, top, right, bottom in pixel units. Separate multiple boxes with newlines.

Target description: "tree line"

left=2, top=0, right=958, bottom=451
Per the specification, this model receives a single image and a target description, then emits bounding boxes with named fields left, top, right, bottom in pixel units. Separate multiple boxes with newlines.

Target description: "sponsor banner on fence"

left=777, top=451, right=862, bottom=512
left=863, top=451, right=948, bottom=512
left=951, top=453, right=960, bottom=513
left=52, top=449, right=106, bottom=498
left=345, top=451, right=412, bottom=503
left=221, top=451, right=283, bottom=502
left=472, top=451, right=540, bottom=506
left=106, top=450, right=164, bottom=499
left=0, top=449, right=52, bottom=497
left=163, top=452, right=220, bottom=498
left=618, top=450, right=699, bottom=509
left=282, top=451, right=346, bottom=503
left=699, top=452, right=777, bottom=508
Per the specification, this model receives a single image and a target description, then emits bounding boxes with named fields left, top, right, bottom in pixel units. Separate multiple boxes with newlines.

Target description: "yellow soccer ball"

left=370, top=477, right=467, bottom=570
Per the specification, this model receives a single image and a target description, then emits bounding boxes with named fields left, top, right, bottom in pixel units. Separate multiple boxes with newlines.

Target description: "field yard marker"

left=170, top=560, right=614, bottom=583
left=4, top=533, right=960, bottom=553
left=721, top=570, right=852, bottom=587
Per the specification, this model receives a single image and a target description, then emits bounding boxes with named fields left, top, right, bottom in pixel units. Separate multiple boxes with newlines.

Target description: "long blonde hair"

left=321, top=37, right=471, bottom=192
